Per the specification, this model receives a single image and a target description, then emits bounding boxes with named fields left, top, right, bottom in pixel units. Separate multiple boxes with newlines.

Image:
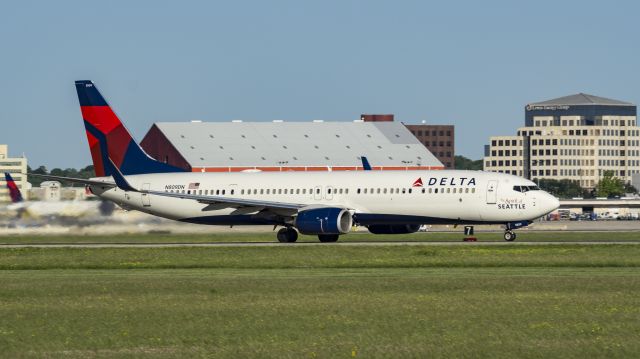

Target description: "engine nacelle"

left=367, top=224, right=421, bottom=234
left=294, top=208, right=353, bottom=235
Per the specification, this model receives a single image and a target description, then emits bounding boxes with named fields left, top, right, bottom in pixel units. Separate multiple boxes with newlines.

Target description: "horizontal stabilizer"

left=26, top=173, right=116, bottom=188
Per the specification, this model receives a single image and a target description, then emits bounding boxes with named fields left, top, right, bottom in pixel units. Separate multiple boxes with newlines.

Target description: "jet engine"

left=367, top=224, right=421, bottom=234
left=294, top=207, right=353, bottom=235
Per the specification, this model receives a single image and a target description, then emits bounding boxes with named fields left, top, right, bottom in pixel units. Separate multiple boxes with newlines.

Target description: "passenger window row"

left=165, top=188, right=348, bottom=196
left=165, top=186, right=477, bottom=196
left=357, top=187, right=476, bottom=194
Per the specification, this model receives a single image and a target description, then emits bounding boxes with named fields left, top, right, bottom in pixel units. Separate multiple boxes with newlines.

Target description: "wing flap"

left=230, top=206, right=265, bottom=215
left=145, top=190, right=305, bottom=211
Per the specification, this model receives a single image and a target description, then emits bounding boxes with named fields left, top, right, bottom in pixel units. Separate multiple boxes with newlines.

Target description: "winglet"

left=361, top=156, right=372, bottom=171
left=106, top=159, right=138, bottom=192
left=4, top=172, right=24, bottom=203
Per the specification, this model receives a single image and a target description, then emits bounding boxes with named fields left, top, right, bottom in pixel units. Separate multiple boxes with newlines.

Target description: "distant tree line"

left=533, top=171, right=636, bottom=199
left=454, top=156, right=637, bottom=199
left=27, top=165, right=95, bottom=187
left=534, top=178, right=592, bottom=199
left=454, top=155, right=483, bottom=170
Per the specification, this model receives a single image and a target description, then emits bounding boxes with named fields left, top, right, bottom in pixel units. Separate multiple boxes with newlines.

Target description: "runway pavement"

left=2, top=241, right=640, bottom=248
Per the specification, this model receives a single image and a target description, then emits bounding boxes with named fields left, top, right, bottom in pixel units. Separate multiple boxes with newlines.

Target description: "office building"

left=404, top=124, right=455, bottom=169
left=359, top=114, right=455, bottom=169
left=484, top=93, right=639, bottom=188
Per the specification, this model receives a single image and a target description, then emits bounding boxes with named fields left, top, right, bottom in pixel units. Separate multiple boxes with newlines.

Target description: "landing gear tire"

left=318, top=234, right=339, bottom=243
left=277, top=227, right=298, bottom=243
left=504, top=230, right=516, bottom=242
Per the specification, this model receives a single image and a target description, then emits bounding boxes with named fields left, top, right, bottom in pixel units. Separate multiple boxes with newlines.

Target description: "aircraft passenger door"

left=141, top=183, right=151, bottom=207
left=314, top=186, right=322, bottom=200
left=486, top=180, right=498, bottom=204
left=326, top=186, right=334, bottom=200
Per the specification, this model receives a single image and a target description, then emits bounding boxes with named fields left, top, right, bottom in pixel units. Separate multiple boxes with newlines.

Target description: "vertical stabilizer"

left=4, top=173, right=23, bottom=203
left=75, top=80, right=186, bottom=176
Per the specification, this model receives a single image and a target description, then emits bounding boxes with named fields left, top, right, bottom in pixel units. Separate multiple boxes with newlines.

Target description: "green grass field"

left=0, top=230, right=639, bottom=244
left=1, top=235, right=640, bottom=358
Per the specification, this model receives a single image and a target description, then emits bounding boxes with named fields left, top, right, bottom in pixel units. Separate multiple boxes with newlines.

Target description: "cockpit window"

left=513, top=185, right=540, bottom=192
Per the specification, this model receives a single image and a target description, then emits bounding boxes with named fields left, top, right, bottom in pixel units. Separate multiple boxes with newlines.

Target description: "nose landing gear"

left=503, top=230, right=516, bottom=242
left=503, top=221, right=529, bottom=242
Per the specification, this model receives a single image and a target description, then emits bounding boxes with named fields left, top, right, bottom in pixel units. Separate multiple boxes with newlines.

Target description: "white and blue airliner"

left=33, top=81, right=559, bottom=242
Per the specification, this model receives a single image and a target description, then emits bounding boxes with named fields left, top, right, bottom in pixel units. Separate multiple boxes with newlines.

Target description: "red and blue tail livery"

left=4, top=173, right=23, bottom=203
left=75, top=80, right=185, bottom=177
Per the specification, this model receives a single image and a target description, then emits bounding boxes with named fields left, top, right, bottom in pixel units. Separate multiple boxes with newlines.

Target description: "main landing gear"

left=318, top=234, right=339, bottom=243
left=277, top=227, right=298, bottom=243
left=503, top=230, right=516, bottom=242
left=276, top=227, right=341, bottom=243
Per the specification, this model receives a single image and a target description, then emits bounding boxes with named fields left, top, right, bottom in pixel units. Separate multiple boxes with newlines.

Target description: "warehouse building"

left=483, top=93, right=639, bottom=188
left=140, top=120, right=443, bottom=172
left=0, top=145, right=28, bottom=202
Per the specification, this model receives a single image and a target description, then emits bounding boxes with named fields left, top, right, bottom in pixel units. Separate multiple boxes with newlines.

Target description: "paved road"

left=2, top=241, right=640, bottom=248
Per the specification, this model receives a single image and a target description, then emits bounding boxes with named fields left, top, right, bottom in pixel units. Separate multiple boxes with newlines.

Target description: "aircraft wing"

left=26, top=173, right=116, bottom=187
left=145, top=189, right=305, bottom=215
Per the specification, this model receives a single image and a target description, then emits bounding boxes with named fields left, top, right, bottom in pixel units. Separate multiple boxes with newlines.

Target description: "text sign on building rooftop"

left=526, top=105, right=570, bottom=111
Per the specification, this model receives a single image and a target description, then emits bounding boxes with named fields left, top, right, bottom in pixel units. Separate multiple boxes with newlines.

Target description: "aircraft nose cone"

left=544, top=192, right=560, bottom=213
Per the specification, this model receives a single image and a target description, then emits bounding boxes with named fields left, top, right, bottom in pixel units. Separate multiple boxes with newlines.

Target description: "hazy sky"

left=2, top=0, right=639, bottom=169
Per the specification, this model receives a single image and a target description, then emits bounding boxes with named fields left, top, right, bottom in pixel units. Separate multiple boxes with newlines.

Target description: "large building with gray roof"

left=140, top=120, right=443, bottom=172
left=525, top=93, right=636, bottom=127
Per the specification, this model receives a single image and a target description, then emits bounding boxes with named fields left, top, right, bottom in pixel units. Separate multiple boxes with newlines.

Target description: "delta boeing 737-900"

left=31, top=81, right=559, bottom=242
